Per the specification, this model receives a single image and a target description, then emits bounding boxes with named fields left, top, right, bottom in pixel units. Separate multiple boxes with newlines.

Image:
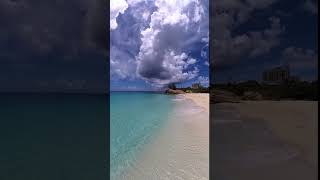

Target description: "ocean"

left=0, top=93, right=108, bottom=180
left=110, top=92, right=175, bottom=179
left=110, top=92, right=209, bottom=180
left=0, top=93, right=208, bottom=179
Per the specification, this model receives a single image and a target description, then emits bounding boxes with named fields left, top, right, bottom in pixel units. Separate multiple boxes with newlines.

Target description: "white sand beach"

left=182, top=93, right=209, bottom=112
left=123, top=93, right=210, bottom=180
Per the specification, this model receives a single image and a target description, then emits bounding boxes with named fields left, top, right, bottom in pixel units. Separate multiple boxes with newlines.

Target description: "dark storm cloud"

left=0, top=0, right=108, bottom=92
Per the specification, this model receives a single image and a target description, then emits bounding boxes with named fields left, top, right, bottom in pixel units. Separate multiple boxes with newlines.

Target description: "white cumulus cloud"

left=197, top=76, right=209, bottom=87
left=136, top=0, right=208, bottom=87
left=110, top=0, right=128, bottom=30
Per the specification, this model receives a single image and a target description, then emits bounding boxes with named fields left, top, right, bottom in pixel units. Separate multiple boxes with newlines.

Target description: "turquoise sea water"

left=110, top=92, right=175, bottom=179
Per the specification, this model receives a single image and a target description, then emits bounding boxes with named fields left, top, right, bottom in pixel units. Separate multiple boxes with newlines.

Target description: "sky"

left=210, top=0, right=318, bottom=83
left=0, top=0, right=108, bottom=93
left=0, top=0, right=317, bottom=93
left=110, top=0, right=209, bottom=91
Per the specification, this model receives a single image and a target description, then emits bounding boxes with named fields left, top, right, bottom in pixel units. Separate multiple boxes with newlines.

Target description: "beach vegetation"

left=212, top=80, right=318, bottom=101
left=168, top=83, right=177, bottom=90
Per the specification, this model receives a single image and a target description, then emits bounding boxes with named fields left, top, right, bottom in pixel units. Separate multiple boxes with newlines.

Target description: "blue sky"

left=110, top=0, right=209, bottom=91
left=0, top=0, right=317, bottom=93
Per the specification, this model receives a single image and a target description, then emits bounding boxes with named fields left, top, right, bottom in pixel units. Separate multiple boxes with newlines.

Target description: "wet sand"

left=211, top=101, right=318, bottom=180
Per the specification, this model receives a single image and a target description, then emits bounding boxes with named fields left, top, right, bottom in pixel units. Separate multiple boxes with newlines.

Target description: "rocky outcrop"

left=165, top=89, right=186, bottom=94
left=211, top=89, right=241, bottom=103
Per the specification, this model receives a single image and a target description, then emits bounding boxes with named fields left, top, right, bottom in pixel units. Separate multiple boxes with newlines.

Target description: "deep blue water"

left=110, top=92, right=175, bottom=179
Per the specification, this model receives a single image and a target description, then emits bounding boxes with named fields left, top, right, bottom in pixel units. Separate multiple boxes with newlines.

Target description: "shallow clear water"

left=110, top=92, right=175, bottom=179
left=111, top=93, right=209, bottom=180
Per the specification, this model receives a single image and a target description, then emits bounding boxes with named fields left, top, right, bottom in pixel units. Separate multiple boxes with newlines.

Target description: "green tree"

left=168, top=83, right=176, bottom=90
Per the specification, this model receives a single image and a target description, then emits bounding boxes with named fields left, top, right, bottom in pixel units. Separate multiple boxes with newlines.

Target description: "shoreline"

left=123, top=93, right=209, bottom=179
left=181, top=93, right=209, bottom=112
